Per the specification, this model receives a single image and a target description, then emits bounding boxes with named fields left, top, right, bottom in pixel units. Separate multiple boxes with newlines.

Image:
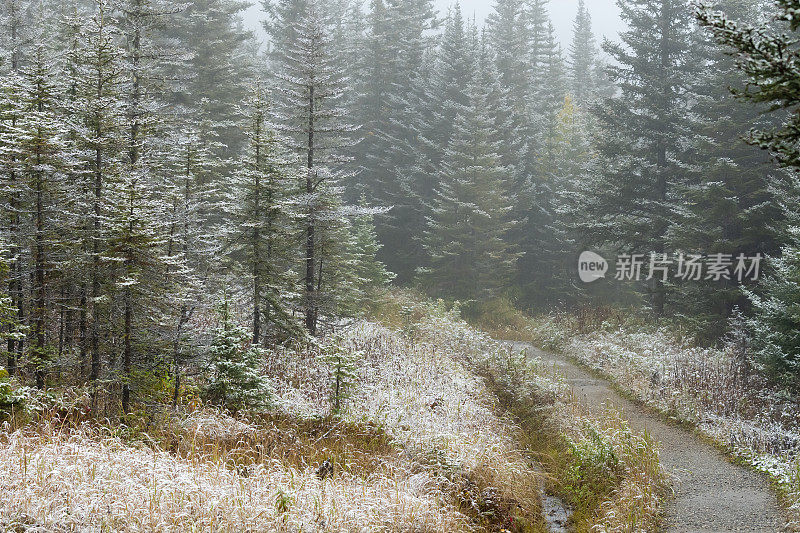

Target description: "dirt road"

left=517, top=343, right=788, bottom=532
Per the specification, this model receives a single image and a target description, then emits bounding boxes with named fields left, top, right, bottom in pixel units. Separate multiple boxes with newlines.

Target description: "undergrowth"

left=478, top=300, right=800, bottom=531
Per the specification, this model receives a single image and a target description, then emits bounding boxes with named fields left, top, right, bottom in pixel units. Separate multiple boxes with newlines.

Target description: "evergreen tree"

left=421, top=74, right=518, bottom=301
left=167, top=0, right=253, bottom=160
left=19, top=33, right=71, bottom=388
left=578, top=0, right=700, bottom=317
left=0, top=67, right=26, bottom=377
left=350, top=0, right=437, bottom=282
left=697, top=0, right=800, bottom=167
left=667, top=0, right=781, bottom=340
left=163, top=124, right=219, bottom=406
left=699, top=1, right=800, bottom=370
left=72, top=0, right=126, bottom=384
left=568, top=0, right=612, bottom=105
left=223, top=81, right=299, bottom=345
left=0, top=0, right=35, bottom=377
left=203, top=297, right=271, bottom=411
left=271, top=0, right=358, bottom=334
left=349, top=197, right=394, bottom=297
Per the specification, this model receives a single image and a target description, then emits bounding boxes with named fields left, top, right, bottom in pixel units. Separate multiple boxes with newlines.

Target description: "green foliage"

left=747, top=234, right=800, bottom=387
left=563, top=425, right=622, bottom=506
left=420, top=67, right=519, bottom=300
left=202, top=299, right=272, bottom=411
left=349, top=203, right=395, bottom=296
left=697, top=0, right=800, bottom=168
left=318, top=335, right=361, bottom=416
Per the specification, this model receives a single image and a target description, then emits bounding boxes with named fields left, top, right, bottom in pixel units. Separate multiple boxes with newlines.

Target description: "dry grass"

left=0, top=420, right=468, bottom=532
left=520, top=309, right=800, bottom=529
left=0, top=291, right=548, bottom=532
left=380, top=291, right=669, bottom=532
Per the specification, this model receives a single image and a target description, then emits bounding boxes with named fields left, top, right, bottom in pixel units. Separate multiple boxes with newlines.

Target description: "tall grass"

left=523, top=310, right=800, bottom=529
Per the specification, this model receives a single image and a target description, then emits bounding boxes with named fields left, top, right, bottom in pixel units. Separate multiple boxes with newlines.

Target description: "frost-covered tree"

left=167, top=0, right=253, bottom=160
left=0, top=0, right=35, bottom=377
left=223, top=81, right=299, bottom=344
left=349, top=198, right=394, bottom=297
left=72, top=0, right=126, bottom=383
left=163, top=124, right=220, bottom=406
left=271, top=0, right=359, bottom=334
left=421, top=73, right=518, bottom=301
left=203, top=297, right=271, bottom=411
left=567, top=0, right=613, bottom=105
left=350, top=0, right=437, bottom=282
left=19, top=35, right=71, bottom=388
left=699, top=1, right=800, bottom=366
left=578, top=0, right=700, bottom=317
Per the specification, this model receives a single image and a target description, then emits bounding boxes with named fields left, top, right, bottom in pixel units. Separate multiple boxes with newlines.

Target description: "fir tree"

left=223, top=81, right=299, bottom=345
left=203, top=297, right=272, bottom=411
left=349, top=197, right=394, bottom=297
left=421, top=73, right=518, bottom=301
left=72, top=0, right=127, bottom=383
left=578, top=0, right=700, bottom=317
left=271, top=0, right=359, bottom=334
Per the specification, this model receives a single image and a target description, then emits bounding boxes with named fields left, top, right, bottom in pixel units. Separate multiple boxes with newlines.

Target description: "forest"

left=3, top=0, right=800, bottom=531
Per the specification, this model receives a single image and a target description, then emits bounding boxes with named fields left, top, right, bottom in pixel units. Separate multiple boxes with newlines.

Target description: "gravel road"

left=516, top=343, right=789, bottom=533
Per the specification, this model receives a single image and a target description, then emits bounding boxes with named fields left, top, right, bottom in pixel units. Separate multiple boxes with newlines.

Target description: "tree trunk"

left=305, top=85, right=317, bottom=335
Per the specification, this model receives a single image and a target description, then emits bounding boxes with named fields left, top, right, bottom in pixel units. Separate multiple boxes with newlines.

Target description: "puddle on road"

left=542, top=493, right=571, bottom=532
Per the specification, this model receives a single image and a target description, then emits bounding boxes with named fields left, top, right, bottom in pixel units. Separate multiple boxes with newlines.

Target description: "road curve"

left=515, top=342, right=788, bottom=533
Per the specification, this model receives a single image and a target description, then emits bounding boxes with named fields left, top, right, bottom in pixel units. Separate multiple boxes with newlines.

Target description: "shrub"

left=202, top=299, right=272, bottom=412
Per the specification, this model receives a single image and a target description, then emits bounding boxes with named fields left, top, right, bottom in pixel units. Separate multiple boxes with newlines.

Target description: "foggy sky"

left=243, top=0, right=625, bottom=50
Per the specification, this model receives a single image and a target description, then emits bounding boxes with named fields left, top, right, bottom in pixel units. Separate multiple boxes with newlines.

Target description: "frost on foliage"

left=202, top=299, right=272, bottom=412
left=530, top=314, right=800, bottom=524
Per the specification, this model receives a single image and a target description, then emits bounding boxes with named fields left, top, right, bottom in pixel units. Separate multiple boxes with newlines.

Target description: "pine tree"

left=578, top=0, right=700, bottom=317
left=421, top=73, right=518, bottom=301
left=271, top=0, right=359, bottom=334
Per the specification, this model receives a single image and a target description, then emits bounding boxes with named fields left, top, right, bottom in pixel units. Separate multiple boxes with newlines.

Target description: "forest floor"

left=513, top=341, right=787, bottom=532
left=0, top=291, right=669, bottom=532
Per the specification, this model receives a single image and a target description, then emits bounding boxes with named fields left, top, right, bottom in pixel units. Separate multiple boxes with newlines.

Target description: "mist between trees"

left=3, top=0, right=800, bottom=406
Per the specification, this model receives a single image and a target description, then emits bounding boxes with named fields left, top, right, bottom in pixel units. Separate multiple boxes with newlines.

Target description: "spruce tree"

left=667, top=0, right=781, bottom=340
left=698, top=1, right=800, bottom=370
left=19, top=34, right=71, bottom=388
left=203, top=297, right=271, bottom=411
left=349, top=197, right=394, bottom=298
left=421, top=72, right=518, bottom=301
left=578, top=0, right=700, bottom=317
left=271, top=0, right=358, bottom=334
left=350, top=0, right=437, bottom=282
left=223, top=81, right=299, bottom=345
left=73, top=0, right=126, bottom=384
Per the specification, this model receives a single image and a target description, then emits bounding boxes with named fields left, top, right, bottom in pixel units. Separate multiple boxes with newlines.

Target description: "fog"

left=243, top=0, right=625, bottom=49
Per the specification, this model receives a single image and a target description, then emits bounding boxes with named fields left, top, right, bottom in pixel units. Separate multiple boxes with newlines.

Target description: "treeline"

left=0, top=0, right=393, bottom=409
left=5, top=0, right=800, bottom=402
